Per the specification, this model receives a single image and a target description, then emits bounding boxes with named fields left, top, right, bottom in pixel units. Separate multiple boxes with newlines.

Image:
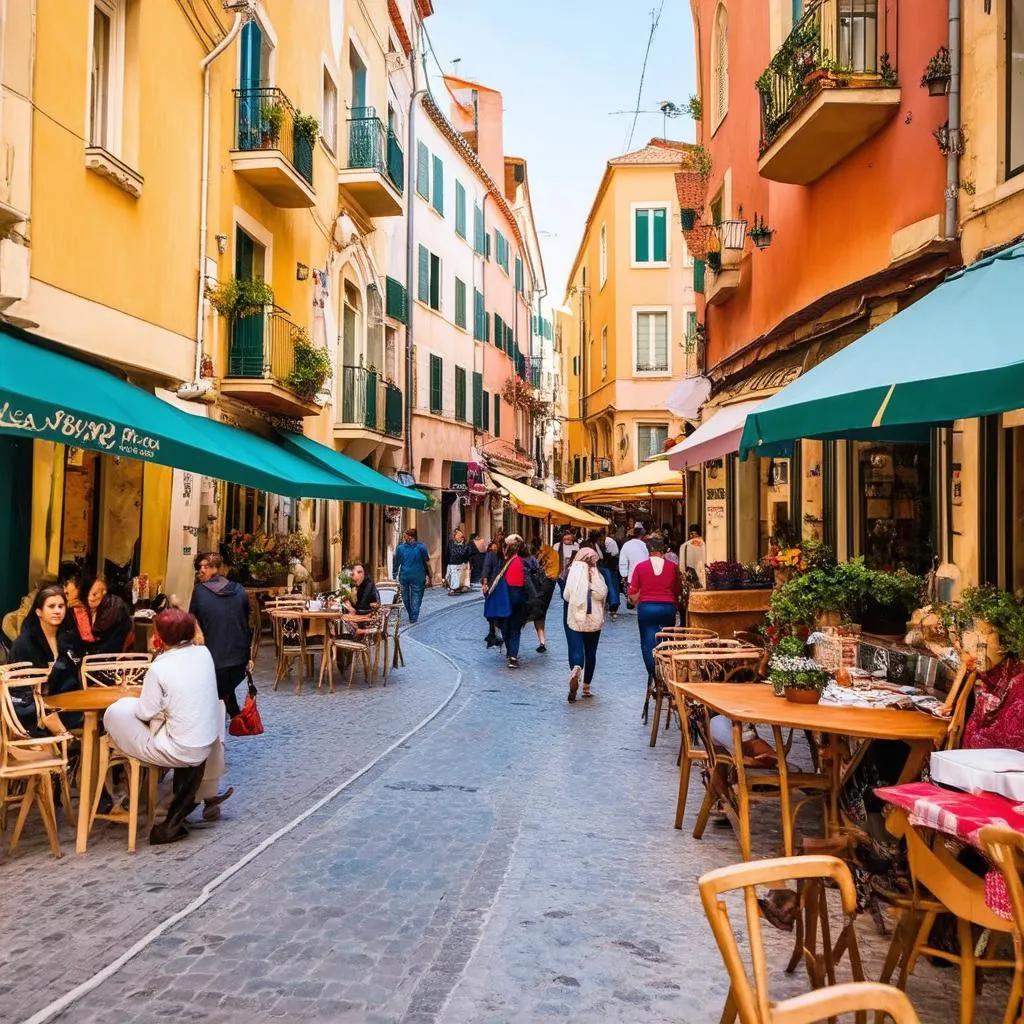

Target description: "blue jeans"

left=600, top=567, right=620, bottom=612
left=637, top=602, right=678, bottom=679
left=566, top=628, right=601, bottom=685
left=401, top=579, right=426, bottom=623
left=502, top=586, right=526, bottom=658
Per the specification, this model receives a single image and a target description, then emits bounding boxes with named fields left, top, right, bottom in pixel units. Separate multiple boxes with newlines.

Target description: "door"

left=349, top=44, right=367, bottom=114
left=238, top=21, right=263, bottom=150
left=0, top=437, right=32, bottom=621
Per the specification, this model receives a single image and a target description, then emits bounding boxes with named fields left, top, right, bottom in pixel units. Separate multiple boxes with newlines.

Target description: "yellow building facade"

left=2, top=0, right=427, bottom=620
left=561, top=140, right=697, bottom=500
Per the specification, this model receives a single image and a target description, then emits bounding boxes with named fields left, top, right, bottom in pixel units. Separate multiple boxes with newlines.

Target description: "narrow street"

left=2, top=593, right=1005, bottom=1023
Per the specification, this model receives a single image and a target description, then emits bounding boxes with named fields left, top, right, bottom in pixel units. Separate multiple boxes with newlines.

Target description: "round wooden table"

left=45, top=686, right=142, bottom=854
left=265, top=609, right=376, bottom=691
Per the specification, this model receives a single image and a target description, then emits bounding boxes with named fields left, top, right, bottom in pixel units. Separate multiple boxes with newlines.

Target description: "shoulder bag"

left=228, top=671, right=264, bottom=737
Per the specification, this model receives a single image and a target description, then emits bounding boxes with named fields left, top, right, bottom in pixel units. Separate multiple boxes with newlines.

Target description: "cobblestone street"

left=1, top=591, right=1009, bottom=1023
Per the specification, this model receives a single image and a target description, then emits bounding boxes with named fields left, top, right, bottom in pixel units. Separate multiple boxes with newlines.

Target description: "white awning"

left=666, top=375, right=712, bottom=421
left=666, top=399, right=763, bottom=470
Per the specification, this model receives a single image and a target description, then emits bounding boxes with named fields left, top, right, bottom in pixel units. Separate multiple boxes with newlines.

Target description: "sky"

left=424, top=0, right=697, bottom=307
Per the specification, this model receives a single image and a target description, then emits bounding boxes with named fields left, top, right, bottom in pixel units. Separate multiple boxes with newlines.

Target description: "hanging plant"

left=680, top=208, right=698, bottom=230
left=921, top=46, right=951, bottom=96
left=293, top=112, right=321, bottom=145
left=285, top=328, right=332, bottom=400
left=706, top=249, right=722, bottom=273
left=205, top=277, right=274, bottom=320
left=749, top=212, right=774, bottom=251
left=674, top=145, right=712, bottom=211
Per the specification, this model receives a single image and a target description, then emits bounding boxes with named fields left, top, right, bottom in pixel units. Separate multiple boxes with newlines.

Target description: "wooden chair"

left=377, top=583, right=404, bottom=671
left=771, top=983, right=920, bottom=1024
left=977, top=826, right=1024, bottom=1024
left=0, top=671, right=72, bottom=857
left=699, top=855, right=867, bottom=1024
left=318, top=620, right=373, bottom=693
left=81, top=652, right=152, bottom=688
left=267, top=597, right=319, bottom=693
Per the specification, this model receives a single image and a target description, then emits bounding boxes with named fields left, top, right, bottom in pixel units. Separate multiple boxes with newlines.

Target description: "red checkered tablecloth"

left=876, top=782, right=1024, bottom=920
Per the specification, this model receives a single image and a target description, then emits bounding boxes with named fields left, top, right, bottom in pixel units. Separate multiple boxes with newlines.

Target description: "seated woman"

left=344, top=562, right=380, bottom=616
left=79, top=575, right=133, bottom=654
left=103, top=609, right=224, bottom=845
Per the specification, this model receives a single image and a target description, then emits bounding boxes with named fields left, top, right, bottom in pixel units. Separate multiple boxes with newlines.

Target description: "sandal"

left=568, top=666, right=581, bottom=703
left=582, top=686, right=592, bottom=698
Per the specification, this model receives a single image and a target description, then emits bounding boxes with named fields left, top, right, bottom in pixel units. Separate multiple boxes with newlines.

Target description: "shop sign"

left=717, top=358, right=804, bottom=402
left=0, top=401, right=162, bottom=459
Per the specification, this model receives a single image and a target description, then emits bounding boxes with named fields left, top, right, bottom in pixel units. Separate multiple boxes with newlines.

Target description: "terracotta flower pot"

left=784, top=687, right=822, bottom=704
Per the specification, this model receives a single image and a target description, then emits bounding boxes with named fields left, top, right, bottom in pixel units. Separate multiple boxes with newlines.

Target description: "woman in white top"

left=562, top=547, right=608, bottom=702
left=104, top=608, right=225, bottom=844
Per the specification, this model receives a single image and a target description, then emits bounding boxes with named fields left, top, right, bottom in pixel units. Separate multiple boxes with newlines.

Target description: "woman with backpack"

left=523, top=539, right=556, bottom=653
left=562, top=547, right=608, bottom=702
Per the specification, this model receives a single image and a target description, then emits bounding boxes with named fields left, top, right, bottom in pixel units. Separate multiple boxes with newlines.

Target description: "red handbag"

left=228, top=672, right=264, bottom=737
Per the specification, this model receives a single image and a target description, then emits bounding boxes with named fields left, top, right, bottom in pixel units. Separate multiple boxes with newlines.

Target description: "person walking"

left=483, top=535, right=527, bottom=669
left=618, top=522, right=650, bottom=596
left=392, top=528, right=431, bottom=624
left=599, top=529, right=621, bottom=621
left=679, top=523, right=708, bottom=587
left=469, top=533, right=488, bottom=585
left=563, top=547, right=607, bottom=702
left=524, top=539, right=556, bottom=653
left=480, top=537, right=505, bottom=648
left=189, top=554, right=251, bottom=720
left=628, top=535, right=682, bottom=718
left=554, top=526, right=579, bottom=579
left=445, top=526, right=474, bottom=595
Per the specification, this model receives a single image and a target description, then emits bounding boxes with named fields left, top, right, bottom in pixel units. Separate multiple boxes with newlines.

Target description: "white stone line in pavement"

left=19, top=630, right=464, bottom=1024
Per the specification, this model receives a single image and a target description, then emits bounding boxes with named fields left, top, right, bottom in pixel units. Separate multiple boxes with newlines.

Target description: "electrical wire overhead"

left=624, top=2, right=667, bottom=152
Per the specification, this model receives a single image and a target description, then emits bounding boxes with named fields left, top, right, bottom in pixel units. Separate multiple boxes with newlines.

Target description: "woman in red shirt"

left=628, top=535, right=681, bottom=705
left=500, top=536, right=527, bottom=669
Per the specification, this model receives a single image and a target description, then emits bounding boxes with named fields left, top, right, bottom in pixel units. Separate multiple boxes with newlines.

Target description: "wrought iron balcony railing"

left=229, top=308, right=302, bottom=382
left=233, top=86, right=314, bottom=186
left=340, top=365, right=403, bottom=438
left=348, top=107, right=404, bottom=193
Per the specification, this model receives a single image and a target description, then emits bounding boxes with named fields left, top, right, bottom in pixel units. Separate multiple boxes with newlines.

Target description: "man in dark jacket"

left=189, top=553, right=251, bottom=718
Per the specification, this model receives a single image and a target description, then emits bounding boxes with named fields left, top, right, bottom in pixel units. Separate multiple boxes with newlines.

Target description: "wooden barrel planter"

left=687, top=588, right=771, bottom=637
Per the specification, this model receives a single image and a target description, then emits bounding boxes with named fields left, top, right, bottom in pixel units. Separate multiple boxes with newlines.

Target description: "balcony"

left=334, top=365, right=404, bottom=451
left=230, top=87, right=316, bottom=208
left=338, top=107, right=404, bottom=218
left=221, top=309, right=321, bottom=417
left=756, top=0, right=900, bottom=185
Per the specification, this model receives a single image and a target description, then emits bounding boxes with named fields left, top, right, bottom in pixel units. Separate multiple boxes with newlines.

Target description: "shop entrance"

left=0, top=436, right=32, bottom=620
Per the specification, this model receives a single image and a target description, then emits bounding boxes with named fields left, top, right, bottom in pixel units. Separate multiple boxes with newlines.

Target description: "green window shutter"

left=454, top=278, right=467, bottom=329
left=472, top=371, right=483, bottom=428
left=515, top=257, right=523, bottom=294
left=385, top=276, right=407, bottom=323
left=494, top=394, right=501, bottom=437
left=416, top=142, right=430, bottom=200
left=482, top=389, right=490, bottom=431
left=432, top=155, right=444, bottom=215
left=429, top=354, right=443, bottom=414
left=505, top=324, right=513, bottom=355
left=429, top=252, right=441, bottom=311
left=572, top=355, right=579, bottom=375
left=693, top=258, right=706, bottom=294
left=635, top=209, right=650, bottom=262
left=473, top=204, right=484, bottom=254
left=417, top=245, right=429, bottom=303
left=652, top=208, right=667, bottom=262
left=455, top=365, right=466, bottom=421
left=494, top=314, right=504, bottom=352
left=473, top=288, right=484, bottom=341
left=455, top=181, right=467, bottom=238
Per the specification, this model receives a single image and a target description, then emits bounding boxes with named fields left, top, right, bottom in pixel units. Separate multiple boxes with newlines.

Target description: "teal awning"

left=0, top=325, right=420, bottom=505
left=740, top=243, right=1024, bottom=457
left=279, top=431, right=427, bottom=509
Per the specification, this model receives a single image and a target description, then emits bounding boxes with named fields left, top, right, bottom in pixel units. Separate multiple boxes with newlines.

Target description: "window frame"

left=711, top=2, right=730, bottom=132
left=1009, top=0, right=1024, bottom=179
left=636, top=423, right=670, bottom=462
left=631, top=203, right=671, bottom=268
left=321, top=63, right=339, bottom=155
left=633, top=306, right=672, bottom=376
left=89, top=0, right=126, bottom=155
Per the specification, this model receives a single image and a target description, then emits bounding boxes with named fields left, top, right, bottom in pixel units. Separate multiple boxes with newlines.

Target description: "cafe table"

left=43, top=686, right=141, bottom=855
left=677, top=682, right=948, bottom=858
left=265, top=608, right=377, bottom=688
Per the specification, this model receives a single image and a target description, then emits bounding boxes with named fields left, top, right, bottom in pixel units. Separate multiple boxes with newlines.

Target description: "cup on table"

left=307, top=599, right=324, bottom=612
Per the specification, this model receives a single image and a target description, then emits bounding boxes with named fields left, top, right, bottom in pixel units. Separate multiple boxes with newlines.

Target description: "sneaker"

left=568, top=666, right=581, bottom=703
left=610, top=611, right=619, bottom=622
left=536, top=644, right=547, bottom=654
left=507, top=656, right=519, bottom=669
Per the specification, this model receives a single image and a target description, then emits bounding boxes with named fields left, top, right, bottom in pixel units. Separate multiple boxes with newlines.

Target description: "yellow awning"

left=491, top=472, right=608, bottom=528
left=563, top=460, right=684, bottom=505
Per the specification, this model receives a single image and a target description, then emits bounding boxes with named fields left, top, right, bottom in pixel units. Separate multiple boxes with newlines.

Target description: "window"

left=1010, top=0, right=1024, bottom=177
left=482, top=389, right=490, bottom=431
left=635, top=310, right=669, bottom=373
left=429, top=354, right=443, bottom=414
left=454, top=366, right=467, bottom=421
left=432, top=155, right=444, bottom=215
left=711, top=3, right=729, bottom=128
left=473, top=288, right=486, bottom=341
left=505, top=323, right=514, bottom=356
left=417, top=246, right=441, bottom=310
left=572, top=355, right=579, bottom=376
left=494, top=394, right=502, bottom=437
left=601, top=325, right=608, bottom=379
left=599, top=223, right=608, bottom=286
left=686, top=309, right=698, bottom=340
left=455, top=181, right=467, bottom=238
left=454, top=277, right=467, bottom=329
left=90, top=0, right=125, bottom=152
left=494, top=313, right=505, bottom=352
left=634, top=207, right=669, bottom=264
left=322, top=67, right=338, bottom=153
left=429, top=253, right=441, bottom=311
left=472, top=371, right=484, bottom=428
left=638, top=425, right=669, bottom=460
left=494, top=230, right=509, bottom=273
left=515, top=257, right=523, bottom=295
left=473, top=203, right=485, bottom=254
left=416, top=141, right=430, bottom=200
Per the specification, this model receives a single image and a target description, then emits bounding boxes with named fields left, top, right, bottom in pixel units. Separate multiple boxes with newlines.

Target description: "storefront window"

left=856, top=442, right=931, bottom=573
left=1009, top=0, right=1024, bottom=178
left=759, top=455, right=793, bottom=555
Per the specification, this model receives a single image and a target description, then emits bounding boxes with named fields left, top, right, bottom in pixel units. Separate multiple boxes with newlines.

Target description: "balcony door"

left=238, top=21, right=272, bottom=151
left=231, top=226, right=267, bottom=377
left=838, top=0, right=878, bottom=74
left=349, top=43, right=367, bottom=115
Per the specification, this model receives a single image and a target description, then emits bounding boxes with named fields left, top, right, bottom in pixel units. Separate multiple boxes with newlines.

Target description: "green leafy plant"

left=286, top=328, right=332, bottom=400
left=706, top=250, right=722, bottom=273
left=205, top=277, right=274, bottom=320
left=879, top=52, right=897, bottom=87
left=686, top=94, right=703, bottom=121
left=960, top=179, right=977, bottom=196
left=957, top=586, right=1024, bottom=660
left=227, top=528, right=310, bottom=583
left=293, top=112, right=320, bottom=145
left=689, top=144, right=713, bottom=180
left=921, top=46, right=951, bottom=88
left=768, top=655, right=830, bottom=696
left=819, top=52, right=852, bottom=80
left=260, top=102, right=285, bottom=143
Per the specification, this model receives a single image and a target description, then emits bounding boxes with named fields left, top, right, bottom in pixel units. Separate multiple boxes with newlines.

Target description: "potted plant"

left=205, top=277, right=275, bottom=320
left=921, top=46, right=951, bottom=96
left=285, top=327, right=332, bottom=401
left=674, top=145, right=712, bottom=214
left=952, top=586, right=1024, bottom=670
left=859, top=568, right=925, bottom=637
left=260, top=101, right=285, bottom=148
left=706, top=561, right=744, bottom=591
left=769, top=655, right=830, bottom=703
left=749, top=212, right=774, bottom=251
left=706, top=248, right=722, bottom=273
left=680, top=208, right=698, bottom=231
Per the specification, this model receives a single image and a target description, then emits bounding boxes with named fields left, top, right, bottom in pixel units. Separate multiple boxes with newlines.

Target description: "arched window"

left=711, top=3, right=729, bottom=128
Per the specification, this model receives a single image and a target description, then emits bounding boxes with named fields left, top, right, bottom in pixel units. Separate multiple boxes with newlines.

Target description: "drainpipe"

left=944, top=0, right=961, bottom=239
left=191, top=13, right=246, bottom=386
left=404, top=23, right=427, bottom=476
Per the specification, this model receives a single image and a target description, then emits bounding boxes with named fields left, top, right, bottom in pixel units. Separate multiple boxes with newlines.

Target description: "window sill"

left=633, top=369, right=672, bottom=378
left=85, top=147, right=143, bottom=199
left=630, top=261, right=671, bottom=270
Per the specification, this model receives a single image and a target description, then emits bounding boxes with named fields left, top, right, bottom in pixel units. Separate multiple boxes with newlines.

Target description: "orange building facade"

left=688, top=0, right=956, bottom=569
